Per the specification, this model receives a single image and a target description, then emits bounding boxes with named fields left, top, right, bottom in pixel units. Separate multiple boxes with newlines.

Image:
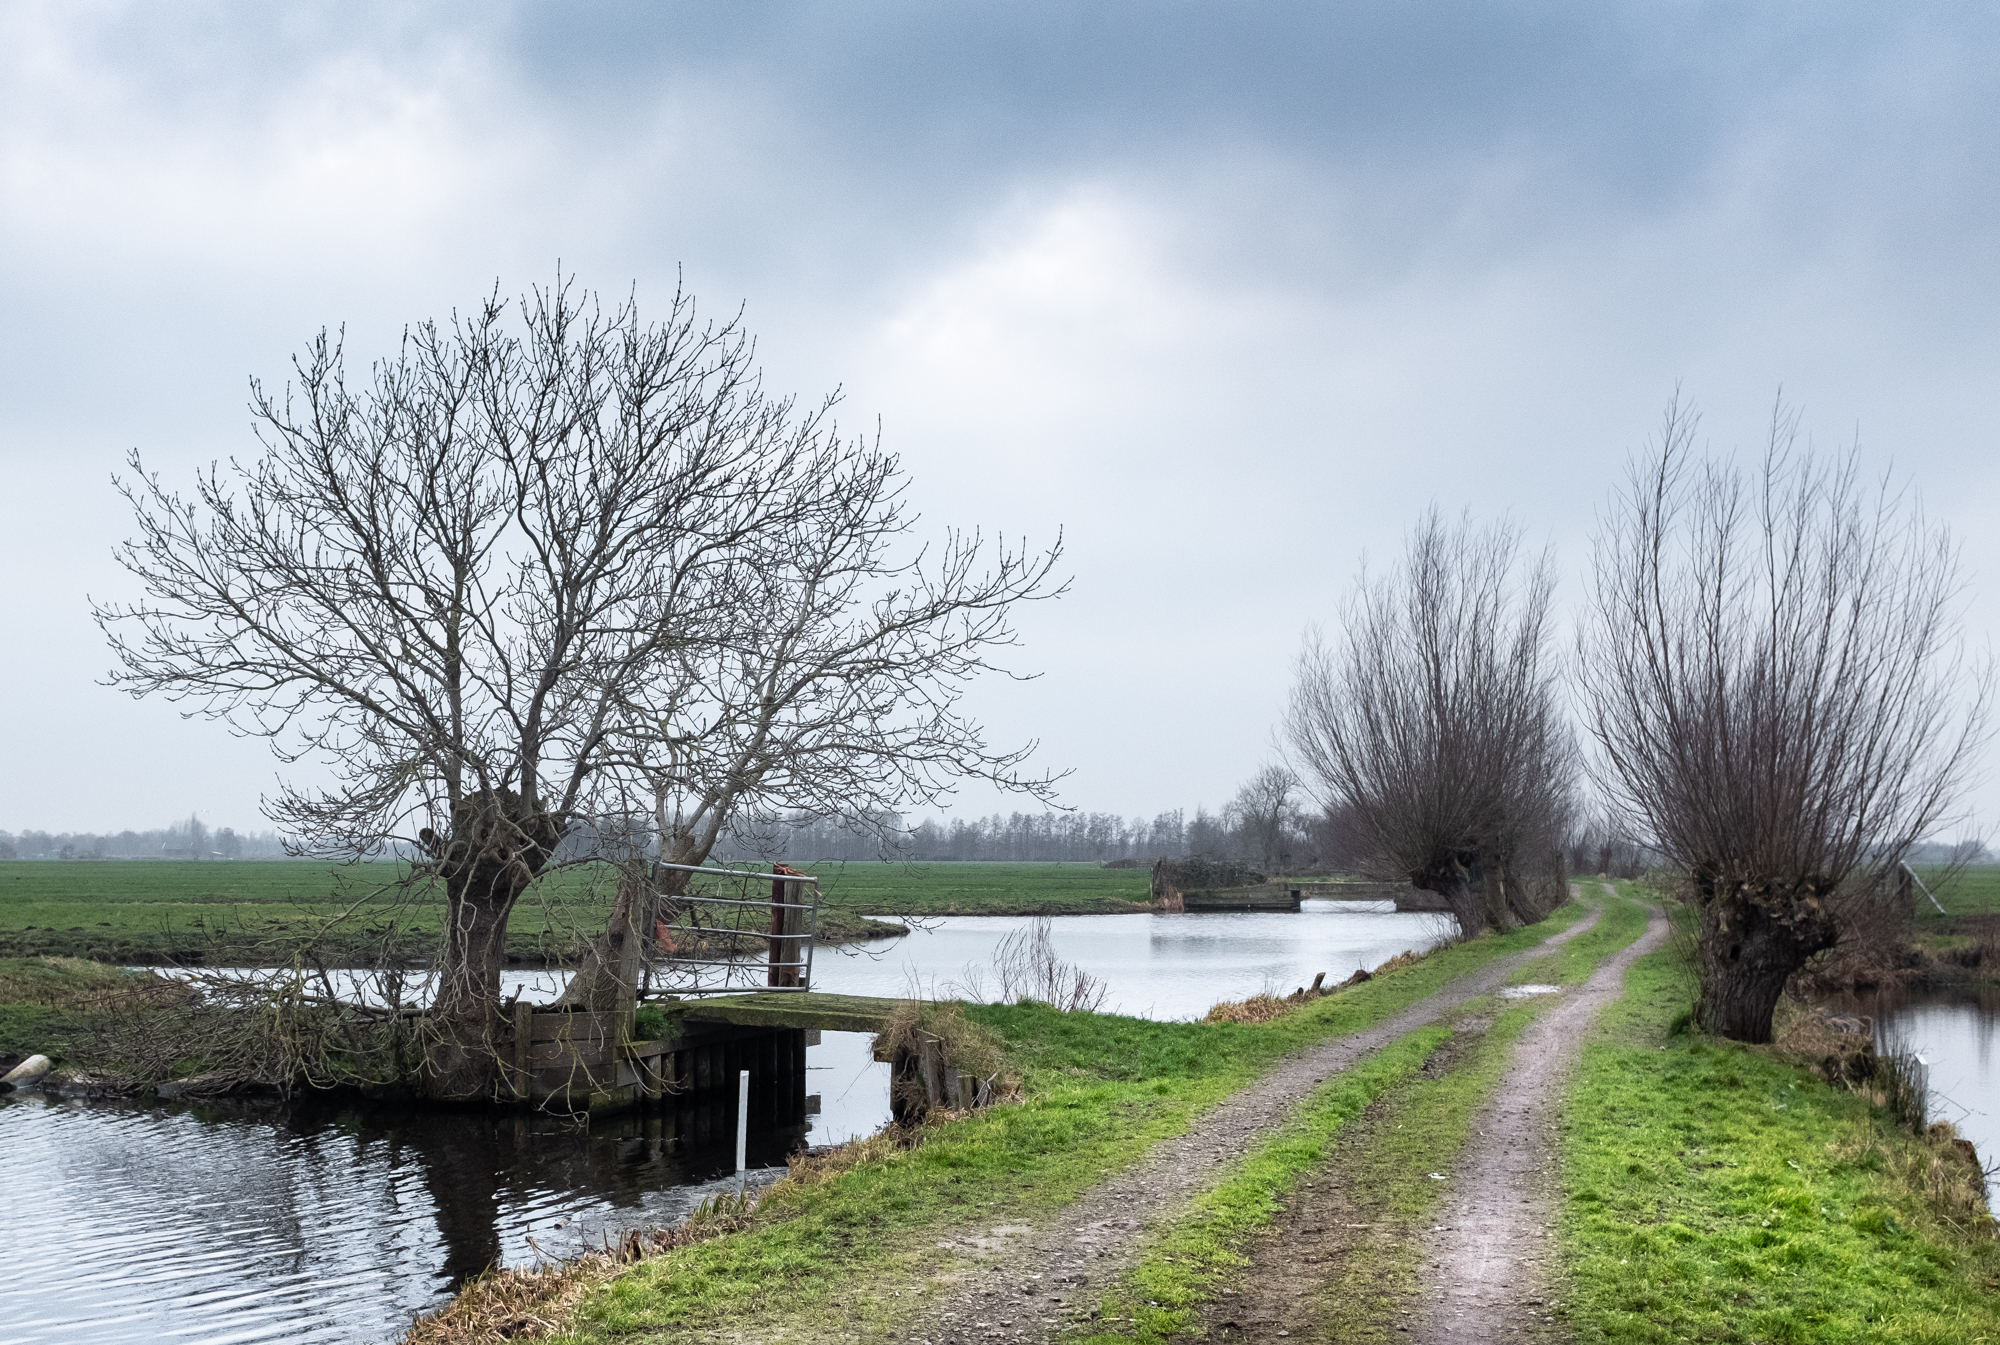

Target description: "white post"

left=736, top=1069, right=750, bottom=1180
left=1902, top=861, right=1949, bottom=916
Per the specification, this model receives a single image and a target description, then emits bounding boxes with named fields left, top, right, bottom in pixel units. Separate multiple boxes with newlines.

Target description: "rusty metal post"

left=767, top=865, right=805, bottom=988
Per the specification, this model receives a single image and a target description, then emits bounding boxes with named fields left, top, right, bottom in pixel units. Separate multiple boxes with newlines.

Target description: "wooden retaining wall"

left=503, top=1005, right=808, bottom=1115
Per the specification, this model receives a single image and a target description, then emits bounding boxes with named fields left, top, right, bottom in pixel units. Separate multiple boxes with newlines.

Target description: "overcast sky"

left=3, top=2, right=1996, bottom=838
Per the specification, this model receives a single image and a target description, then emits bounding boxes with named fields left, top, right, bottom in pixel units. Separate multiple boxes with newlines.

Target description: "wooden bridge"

left=1166, top=880, right=1449, bottom=913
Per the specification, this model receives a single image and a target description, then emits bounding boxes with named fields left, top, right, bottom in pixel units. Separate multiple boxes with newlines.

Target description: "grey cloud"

left=2, top=2, right=1998, bottom=829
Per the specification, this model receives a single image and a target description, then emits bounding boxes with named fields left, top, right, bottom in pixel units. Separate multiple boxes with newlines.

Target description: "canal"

left=0, top=904, right=1442, bottom=1344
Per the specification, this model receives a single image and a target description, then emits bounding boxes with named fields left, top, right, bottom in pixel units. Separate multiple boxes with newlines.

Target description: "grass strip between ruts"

left=1074, top=890, right=1651, bottom=1344
left=1071, top=1024, right=1453, bottom=1343
left=542, top=902, right=1592, bottom=1343
left=1558, top=889, right=2000, bottom=1345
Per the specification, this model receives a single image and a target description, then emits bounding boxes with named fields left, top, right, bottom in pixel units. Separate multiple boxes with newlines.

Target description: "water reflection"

left=1840, top=984, right=2000, bottom=1203
left=810, top=906, right=1445, bottom=1020
left=10, top=906, right=1446, bottom=1343
left=0, top=1089, right=806, bottom=1344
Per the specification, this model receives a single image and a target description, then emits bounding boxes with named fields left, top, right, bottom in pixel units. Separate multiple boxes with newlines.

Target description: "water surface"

left=1, top=905, right=1442, bottom=1343
left=1840, top=983, right=1999, bottom=1202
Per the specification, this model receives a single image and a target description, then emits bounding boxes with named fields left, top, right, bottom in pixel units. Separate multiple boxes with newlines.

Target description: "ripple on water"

left=0, top=1091, right=790, bottom=1344
left=0, top=1097, right=451, bottom=1343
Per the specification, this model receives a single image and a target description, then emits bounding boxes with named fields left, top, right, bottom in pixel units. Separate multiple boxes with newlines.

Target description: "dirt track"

left=1412, top=892, right=1668, bottom=1345
left=905, top=904, right=1607, bottom=1345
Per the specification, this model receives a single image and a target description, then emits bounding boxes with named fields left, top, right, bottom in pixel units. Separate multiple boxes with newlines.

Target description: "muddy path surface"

left=1412, top=893, right=1668, bottom=1345
left=1199, top=1026, right=1485, bottom=1344
left=903, top=902, right=1608, bottom=1345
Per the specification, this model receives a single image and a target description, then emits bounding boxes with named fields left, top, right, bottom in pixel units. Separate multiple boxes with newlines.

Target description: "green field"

left=1914, top=865, right=2000, bottom=918
left=0, top=859, right=1147, bottom=964
left=803, top=859, right=1149, bottom=914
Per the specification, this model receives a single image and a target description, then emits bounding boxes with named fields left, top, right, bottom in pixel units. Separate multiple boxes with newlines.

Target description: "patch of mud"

left=1413, top=893, right=1669, bottom=1345
left=901, top=902, right=1608, bottom=1345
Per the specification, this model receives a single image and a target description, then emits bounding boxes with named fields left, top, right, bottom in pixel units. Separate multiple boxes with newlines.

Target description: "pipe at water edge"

left=736, top=1069, right=749, bottom=1195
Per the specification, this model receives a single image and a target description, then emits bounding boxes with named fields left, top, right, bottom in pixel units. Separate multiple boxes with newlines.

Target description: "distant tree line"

left=0, top=814, right=289, bottom=860
left=702, top=772, right=1351, bottom=872
left=0, top=793, right=1352, bottom=869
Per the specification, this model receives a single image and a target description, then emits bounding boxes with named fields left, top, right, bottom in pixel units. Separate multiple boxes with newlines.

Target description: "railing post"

left=768, top=864, right=806, bottom=988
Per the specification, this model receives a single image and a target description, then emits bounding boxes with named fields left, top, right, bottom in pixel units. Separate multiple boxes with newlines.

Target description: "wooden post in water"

left=513, top=1000, right=533, bottom=1102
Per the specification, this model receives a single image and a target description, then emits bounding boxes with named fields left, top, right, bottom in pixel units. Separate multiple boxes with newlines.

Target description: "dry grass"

left=1824, top=1119, right=1997, bottom=1240
left=402, top=1194, right=762, bottom=1344
left=0, top=956, right=195, bottom=1010
left=874, top=997, right=1017, bottom=1114
left=1771, top=996, right=1879, bottom=1087
left=1201, top=993, right=1294, bottom=1025
left=1201, top=948, right=1430, bottom=1024
left=402, top=1120, right=955, bottom=1344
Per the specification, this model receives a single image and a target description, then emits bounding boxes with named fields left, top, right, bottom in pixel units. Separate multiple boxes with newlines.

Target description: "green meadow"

left=1914, top=864, right=2000, bottom=918
left=0, top=859, right=1146, bottom=964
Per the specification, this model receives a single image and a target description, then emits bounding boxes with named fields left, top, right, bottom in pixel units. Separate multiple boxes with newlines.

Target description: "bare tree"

left=1226, top=764, right=1302, bottom=874
left=96, top=276, right=1063, bottom=1097
left=1286, top=509, right=1576, bottom=935
left=1580, top=398, right=1988, bottom=1042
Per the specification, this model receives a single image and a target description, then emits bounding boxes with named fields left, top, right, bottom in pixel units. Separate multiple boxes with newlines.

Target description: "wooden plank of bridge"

left=673, top=991, right=898, bottom=1034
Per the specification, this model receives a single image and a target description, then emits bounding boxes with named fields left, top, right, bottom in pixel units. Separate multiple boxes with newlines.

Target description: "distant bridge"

left=1164, top=880, right=1450, bottom=913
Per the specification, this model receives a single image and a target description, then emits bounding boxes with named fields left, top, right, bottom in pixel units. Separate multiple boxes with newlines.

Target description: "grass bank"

left=1559, top=894, right=2000, bottom=1344
left=0, top=955, right=195, bottom=1068
left=1073, top=890, right=1652, bottom=1344
left=428, top=902, right=1586, bottom=1342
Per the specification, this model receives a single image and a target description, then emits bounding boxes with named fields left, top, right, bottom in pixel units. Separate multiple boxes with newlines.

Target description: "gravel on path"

left=1412, top=890, right=1669, bottom=1345
left=908, top=901, right=1609, bottom=1345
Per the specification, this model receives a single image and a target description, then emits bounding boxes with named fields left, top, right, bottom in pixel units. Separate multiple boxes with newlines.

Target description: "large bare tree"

left=1225, top=764, right=1303, bottom=874
left=1286, top=509, right=1576, bottom=934
left=1581, top=399, right=1987, bottom=1042
left=96, top=278, right=1063, bottom=1097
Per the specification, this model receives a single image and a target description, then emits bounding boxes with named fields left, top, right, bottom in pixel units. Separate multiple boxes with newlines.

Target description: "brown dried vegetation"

left=1201, top=948, right=1428, bottom=1024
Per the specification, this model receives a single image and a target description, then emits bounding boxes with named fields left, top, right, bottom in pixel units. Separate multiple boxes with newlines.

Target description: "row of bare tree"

left=1285, top=400, right=1988, bottom=1042
left=0, top=815, right=281, bottom=860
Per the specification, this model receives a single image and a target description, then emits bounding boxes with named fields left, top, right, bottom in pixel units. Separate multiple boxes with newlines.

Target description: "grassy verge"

left=511, top=902, right=1590, bottom=1342
left=1559, top=897, right=2000, bottom=1344
left=1074, top=890, right=1652, bottom=1343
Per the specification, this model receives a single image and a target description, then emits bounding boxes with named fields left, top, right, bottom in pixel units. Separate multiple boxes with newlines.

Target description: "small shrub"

left=632, top=1004, right=672, bottom=1040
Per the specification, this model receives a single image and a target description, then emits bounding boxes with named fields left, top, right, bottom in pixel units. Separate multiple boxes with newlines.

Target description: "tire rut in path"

left=909, top=902, right=1607, bottom=1345
left=1412, top=892, right=1669, bottom=1345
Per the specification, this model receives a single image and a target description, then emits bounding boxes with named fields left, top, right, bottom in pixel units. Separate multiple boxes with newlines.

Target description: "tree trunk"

left=1693, top=886, right=1839, bottom=1043
left=557, top=865, right=647, bottom=1013
left=1478, top=861, right=1515, bottom=932
left=1413, top=865, right=1483, bottom=940
left=422, top=791, right=563, bottom=1101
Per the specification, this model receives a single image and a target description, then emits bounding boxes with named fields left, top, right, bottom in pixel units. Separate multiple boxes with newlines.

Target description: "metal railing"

left=640, top=862, right=821, bottom=997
